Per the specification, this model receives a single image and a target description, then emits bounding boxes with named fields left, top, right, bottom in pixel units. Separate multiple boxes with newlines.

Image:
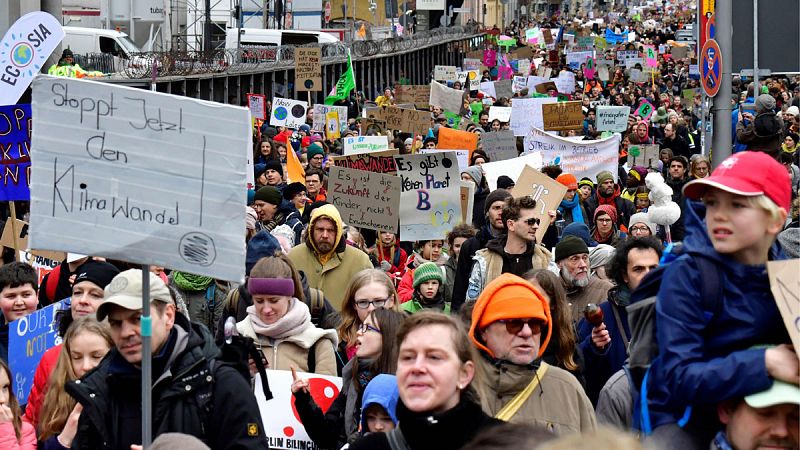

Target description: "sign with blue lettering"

left=29, top=76, right=249, bottom=282
left=9, top=299, right=68, bottom=404
left=0, top=12, right=64, bottom=106
left=394, top=152, right=461, bottom=240
left=701, top=39, right=722, bottom=97
left=0, top=104, right=32, bottom=200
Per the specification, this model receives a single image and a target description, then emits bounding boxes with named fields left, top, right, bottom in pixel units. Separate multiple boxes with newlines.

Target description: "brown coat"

left=475, top=357, right=597, bottom=434
left=563, top=275, right=614, bottom=324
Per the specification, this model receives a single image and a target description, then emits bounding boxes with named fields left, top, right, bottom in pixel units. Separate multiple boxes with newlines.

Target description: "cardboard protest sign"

left=481, top=152, right=544, bottom=191
left=246, top=94, right=267, bottom=120
left=0, top=12, right=64, bottom=106
left=541, top=101, right=583, bottom=131
left=434, top=65, right=457, bottom=82
left=394, top=152, right=461, bottom=240
left=671, top=46, right=688, bottom=60
left=767, top=259, right=800, bottom=350
left=332, top=150, right=399, bottom=174
left=343, top=136, right=389, bottom=155
left=460, top=180, right=475, bottom=224
left=0, top=104, right=32, bottom=201
left=312, top=104, right=347, bottom=132
left=543, top=28, right=553, bottom=44
left=329, top=166, right=400, bottom=233
left=437, top=127, right=478, bottom=152
left=429, top=81, right=464, bottom=114
left=419, top=148, right=469, bottom=170
left=463, top=58, right=481, bottom=71
left=9, top=299, right=69, bottom=403
left=481, top=130, right=517, bottom=162
left=596, top=105, right=630, bottom=132
left=255, top=370, right=342, bottom=450
left=494, top=79, right=513, bottom=99
left=270, top=97, right=308, bottom=129
left=394, top=85, right=430, bottom=109
left=554, top=71, right=576, bottom=94
left=511, top=165, right=568, bottom=243
left=30, top=76, right=249, bottom=282
left=681, top=88, right=700, bottom=108
left=635, top=100, right=655, bottom=121
left=488, top=106, right=512, bottom=123
left=0, top=218, right=66, bottom=262
left=597, top=65, right=610, bottom=81
left=630, top=68, right=648, bottom=83
left=523, top=127, right=621, bottom=182
left=381, top=106, right=431, bottom=136
left=294, top=47, right=322, bottom=91
left=629, top=144, right=661, bottom=169
left=510, top=97, right=558, bottom=136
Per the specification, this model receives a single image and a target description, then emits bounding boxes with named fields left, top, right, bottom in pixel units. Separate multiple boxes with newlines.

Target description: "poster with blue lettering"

left=0, top=104, right=32, bottom=200
left=9, top=299, right=69, bottom=404
left=394, top=152, right=461, bottom=240
left=0, top=12, right=64, bottom=106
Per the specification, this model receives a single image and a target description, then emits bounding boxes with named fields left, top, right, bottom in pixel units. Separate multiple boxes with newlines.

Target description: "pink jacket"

left=0, top=421, right=37, bottom=449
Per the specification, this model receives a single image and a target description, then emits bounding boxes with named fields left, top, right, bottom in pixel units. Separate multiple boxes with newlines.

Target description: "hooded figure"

left=288, top=205, right=373, bottom=310
left=736, top=94, right=784, bottom=157
left=360, top=374, right=400, bottom=434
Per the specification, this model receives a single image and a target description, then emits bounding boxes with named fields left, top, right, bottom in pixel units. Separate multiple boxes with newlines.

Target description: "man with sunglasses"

left=466, top=196, right=557, bottom=303
left=469, top=273, right=597, bottom=433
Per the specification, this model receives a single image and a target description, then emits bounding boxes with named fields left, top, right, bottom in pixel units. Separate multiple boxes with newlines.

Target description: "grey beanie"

left=484, top=188, right=513, bottom=214
left=628, top=212, right=657, bottom=235
left=461, top=166, right=484, bottom=186
left=589, top=244, right=616, bottom=270
left=777, top=227, right=799, bottom=258
left=755, top=94, right=776, bottom=113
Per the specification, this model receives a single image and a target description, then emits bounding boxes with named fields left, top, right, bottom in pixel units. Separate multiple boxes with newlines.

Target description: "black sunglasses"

left=522, top=218, right=541, bottom=226
left=498, top=318, right=543, bottom=335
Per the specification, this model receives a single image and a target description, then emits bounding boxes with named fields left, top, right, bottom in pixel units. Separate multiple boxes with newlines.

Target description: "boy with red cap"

left=645, top=152, right=797, bottom=449
left=469, top=273, right=596, bottom=434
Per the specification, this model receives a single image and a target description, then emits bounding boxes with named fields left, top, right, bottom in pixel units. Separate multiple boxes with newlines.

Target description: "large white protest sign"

left=255, top=370, right=342, bottom=450
left=329, top=166, right=401, bottom=233
left=0, top=12, right=64, bottom=106
left=429, top=80, right=464, bottom=114
left=596, top=105, right=630, bottom=132
left=513, top=76, right=527, bottom=93
left=523, top=127, right=620, bottom=182
left=481, top=152, right=544, bottom=191
left=488, top=106, right=512, bottom=123
left=510, top=97, right=558, bottom=136
left=312, top=104, right=348, bottom=132
left=394, top=152, right=461, bottom=240
left=479, top=81, right=497, bottom=98
left=554, top=71, right=577, bottom=94
left=434, top=65, right=457, bottom=82
left=270, top=97, right=307, bottom=129
left=419, top=148, right=469, bottom=170
left=343, top=136, right=389, bottom=155
left=30, top=76, right=249, bottom=282
left=526, top=76, right=550, bottom=92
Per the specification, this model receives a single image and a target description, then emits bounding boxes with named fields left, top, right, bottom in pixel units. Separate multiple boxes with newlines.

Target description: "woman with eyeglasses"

left=591, top=205, right=626, bottom=247
left=236, top=255, right=339, bottom=375
left=338, top=270, right=401, bottom=362
left=293, top=308, right=405, bottom=448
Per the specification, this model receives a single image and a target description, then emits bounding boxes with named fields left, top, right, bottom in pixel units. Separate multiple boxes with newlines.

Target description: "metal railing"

left=83, top=23, right=480, bottom=79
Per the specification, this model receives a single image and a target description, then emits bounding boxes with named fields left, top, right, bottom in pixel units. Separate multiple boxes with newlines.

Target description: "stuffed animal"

left=645, top=172, right=681, bottom=226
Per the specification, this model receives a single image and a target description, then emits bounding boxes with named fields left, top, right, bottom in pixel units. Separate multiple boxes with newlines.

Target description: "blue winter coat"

left=646, top=199, right=790, bottom=429
left=360, top=374, right=400, bottom=432
left=577, top=291, right=631, bottom=406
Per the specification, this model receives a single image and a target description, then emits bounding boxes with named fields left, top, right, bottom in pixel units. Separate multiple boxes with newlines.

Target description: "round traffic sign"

left=701, top=38, right=721, bottom=97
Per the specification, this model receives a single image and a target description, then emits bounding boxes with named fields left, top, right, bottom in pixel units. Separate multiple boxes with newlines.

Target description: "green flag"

left=325, top=50, right=356, bottom=105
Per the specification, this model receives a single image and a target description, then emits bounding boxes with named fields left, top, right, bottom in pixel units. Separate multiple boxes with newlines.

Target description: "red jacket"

left=373, top=244, right=408, bottom=274
left=24, top=344, right=61, bottom=429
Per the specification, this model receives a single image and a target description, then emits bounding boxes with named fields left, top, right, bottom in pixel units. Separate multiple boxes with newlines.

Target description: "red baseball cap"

left=683, top=152, right=791, bottom=210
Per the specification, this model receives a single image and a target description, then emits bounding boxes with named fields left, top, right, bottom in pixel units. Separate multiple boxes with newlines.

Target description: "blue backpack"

left=625, top=243, right=723, bottom=433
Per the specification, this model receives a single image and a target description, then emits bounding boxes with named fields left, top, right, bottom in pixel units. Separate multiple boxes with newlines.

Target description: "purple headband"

left=248, top=278, right=295, bottom=296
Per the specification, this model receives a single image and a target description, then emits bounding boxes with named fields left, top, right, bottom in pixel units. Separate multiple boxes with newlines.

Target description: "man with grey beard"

left=555, top=236, right=613, bottom=324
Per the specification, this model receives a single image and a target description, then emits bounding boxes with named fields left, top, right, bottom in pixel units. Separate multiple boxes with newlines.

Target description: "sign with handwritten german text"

left=29, top=76, right=248, bottom=282
left=394, top=152, right=461, bottom=240
left=329, top=166, right=400, bottom=233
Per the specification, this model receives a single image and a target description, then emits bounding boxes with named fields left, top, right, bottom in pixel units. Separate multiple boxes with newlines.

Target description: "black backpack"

left=625, top=243, right=723, bottom=433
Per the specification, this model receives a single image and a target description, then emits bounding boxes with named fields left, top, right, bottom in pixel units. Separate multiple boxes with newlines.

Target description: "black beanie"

left=484, top=189, right=513, bottom=214
left=265, top=159, right=284, bottom=178
left=554, top=235, right=590, bottom=262
left=497, top=175, right=515, bottom=190
left=254, top=186, right=282, bottom=206
left=72, top=260, right=121, bottom=289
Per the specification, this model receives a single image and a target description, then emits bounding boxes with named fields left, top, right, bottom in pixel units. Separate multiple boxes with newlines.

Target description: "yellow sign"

left=702, top=0, right=714, bottom=15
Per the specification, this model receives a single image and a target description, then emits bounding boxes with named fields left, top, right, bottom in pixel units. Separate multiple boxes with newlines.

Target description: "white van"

left=62, top=26, right=141, bottom=59
left=225, top=28, right=340, bottom=49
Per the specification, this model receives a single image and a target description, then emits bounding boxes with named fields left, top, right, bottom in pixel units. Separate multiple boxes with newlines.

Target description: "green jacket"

left=400, top=299, right=451, bottom=314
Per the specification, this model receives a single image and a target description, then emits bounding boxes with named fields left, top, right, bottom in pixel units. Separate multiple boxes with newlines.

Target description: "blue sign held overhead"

left=0, top=104, right=32, bottom=201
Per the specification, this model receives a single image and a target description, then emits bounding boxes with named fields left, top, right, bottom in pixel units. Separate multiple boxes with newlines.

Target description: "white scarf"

left=246, top=298, right=311, bottom=340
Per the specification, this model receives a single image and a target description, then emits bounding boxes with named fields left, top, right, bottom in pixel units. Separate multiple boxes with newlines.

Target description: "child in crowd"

left=0, top=359, right=36, bottom=449
left=646, top=152, right=797, bottom=448
left=401, top=262, right=449, bottom=314
left=0, top=262, right=39, bottom=361
left=360, top=374, right=399, bottom=435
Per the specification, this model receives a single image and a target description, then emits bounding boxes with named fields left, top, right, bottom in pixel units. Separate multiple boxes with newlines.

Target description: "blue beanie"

left=561, top=222, right=598, bottom=248
left=360, top=374, right=400, bottom=431
left=247, top=189, right=256, bottom=205
left=246, top=231, right=281, bottom=275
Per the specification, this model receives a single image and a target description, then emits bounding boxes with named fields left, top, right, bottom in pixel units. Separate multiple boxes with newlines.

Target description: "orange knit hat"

left=469, top=273, right=552, bottom=359
left=556, top=173, right=578, bottom=190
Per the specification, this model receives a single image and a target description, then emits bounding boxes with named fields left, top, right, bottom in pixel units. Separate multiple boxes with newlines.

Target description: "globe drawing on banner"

left=274, top=106, right=288, bottom=120
left=291, top=104, right=306, bottom=118
left=12, top=42, right=34, bottom=68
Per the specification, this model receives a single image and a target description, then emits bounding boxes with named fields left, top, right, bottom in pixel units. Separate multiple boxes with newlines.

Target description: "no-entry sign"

left=701, top=38, right=721, bottom=97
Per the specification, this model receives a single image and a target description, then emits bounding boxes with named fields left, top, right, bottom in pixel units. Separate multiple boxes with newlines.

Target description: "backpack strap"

left=307, top=343, right=316, bottom=373
left=495, top=363, right=549, bottom=421
left=386, top=426, right=411, bottom=450
left=307, top=288, right=325, bottom=318
left=225, top=285, right=242, bottom=318
left=693, top=253, right=724, bottom=315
